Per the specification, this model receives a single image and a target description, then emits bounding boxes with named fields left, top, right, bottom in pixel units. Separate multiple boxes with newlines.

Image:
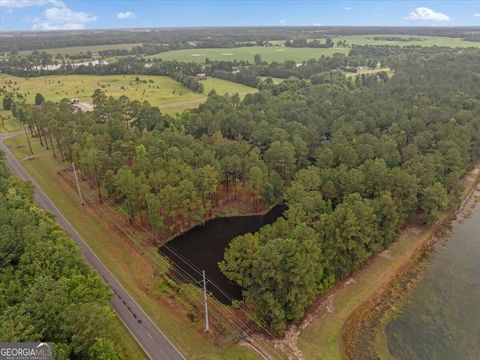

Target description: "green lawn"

left=18, top=43, right=142, bottom=56
left=259, top=76, right=285, bottom=85
left=0, top=110, right=21, bottom=133
left=147, top=46, right=349, bottom=63
left=4, top=134, right=261, bottom=360
left=201, top=77, right=257, bottom=95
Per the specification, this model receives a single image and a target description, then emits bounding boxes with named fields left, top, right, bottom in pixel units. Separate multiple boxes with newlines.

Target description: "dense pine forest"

left=3, top=45, right=480, bottom=335
left=0, top=156, right=125, bottom=359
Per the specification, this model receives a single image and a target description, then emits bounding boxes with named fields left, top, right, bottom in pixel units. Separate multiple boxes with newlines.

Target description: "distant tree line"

left=284, top=38, right=335, bottom=48
left=211, top=69, right=259, bottom=87
left=1, top=26, right=476, bottom=52
left=372, top=36, right=421, bottom=42
left=170, top=72, right=204, bottom=93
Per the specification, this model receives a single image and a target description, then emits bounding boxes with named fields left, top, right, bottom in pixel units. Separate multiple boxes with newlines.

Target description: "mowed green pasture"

left=147, top=46, right=349, bottom=63
left=260, top=76, right=285, bottom=84
left=0, top=74, right=256, bottom=114
left=18, top=43, right=142, bottom=56
left=0, top=109, right=21, bottom=133
left=335, top=34, right=480, bottom=48
left=201, top=77, right=256, bottom=94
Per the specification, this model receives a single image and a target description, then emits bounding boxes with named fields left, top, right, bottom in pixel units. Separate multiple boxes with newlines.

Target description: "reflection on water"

left=159, top=205, right=285, bottom=305
left=386, top=193, right=480, bottom=360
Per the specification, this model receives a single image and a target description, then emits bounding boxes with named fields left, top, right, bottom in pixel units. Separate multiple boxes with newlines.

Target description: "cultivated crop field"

left=147, top=45, right=349, bottom=63
left=0, top=74, right=256, bottom=113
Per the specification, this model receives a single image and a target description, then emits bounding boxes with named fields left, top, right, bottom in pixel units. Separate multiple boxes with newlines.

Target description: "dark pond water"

left=159, top=204, right=285, bottom=304
left=385, top=190, right=480, bottom=360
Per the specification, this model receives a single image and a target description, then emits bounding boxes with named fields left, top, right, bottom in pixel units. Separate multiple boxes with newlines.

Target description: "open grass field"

left=0, top=73, right=203, bottom=106
left=260, top=76, right=285, bottom=84
left=4, top=133, right=261, bottom=360
left=147, top=45, right=349, bottom=63
left=335, top=34, right=480, bottom=48
left=297, top=164, right=480, bottom=359
left=201, top=77, right=256, bottom=95
left=18, top=43, right=142, bottom=56
left=0, top=74, right=256, bottom=115
left=0, top=110, right=21, bottom=133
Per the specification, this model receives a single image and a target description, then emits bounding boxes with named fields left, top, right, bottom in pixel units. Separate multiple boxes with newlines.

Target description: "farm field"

left=147, top=45, right=349, bottom=63
left=335, top=34, right=480, bottom=48
left=4, top=133, right=261, bottom=360
left=0, top=74, right=256, bottom=114
left=18, top=43, right=142, bottom=56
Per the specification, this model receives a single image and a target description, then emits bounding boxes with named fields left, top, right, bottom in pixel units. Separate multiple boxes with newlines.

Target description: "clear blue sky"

left=0, top=1, right=479, bottom=31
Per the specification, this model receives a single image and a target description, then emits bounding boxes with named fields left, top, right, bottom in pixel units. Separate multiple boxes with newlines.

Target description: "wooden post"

left=72, top=162, right=84, bottom=206
left=203, top=270, right=210, bottom=333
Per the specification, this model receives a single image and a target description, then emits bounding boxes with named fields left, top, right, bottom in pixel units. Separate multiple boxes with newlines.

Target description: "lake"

left=159, top=205, right=285, bottom=304
left=385, top=191, right=480, bottom=360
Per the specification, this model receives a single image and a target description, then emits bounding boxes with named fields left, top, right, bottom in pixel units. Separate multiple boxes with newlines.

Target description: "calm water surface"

left=159, top=205, right=285, bottom=304
left=386, top=192, right=480, bottom=360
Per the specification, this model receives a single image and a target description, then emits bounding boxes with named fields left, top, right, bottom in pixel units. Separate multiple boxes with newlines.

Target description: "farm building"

left=195, top=73, right=207, bottom=80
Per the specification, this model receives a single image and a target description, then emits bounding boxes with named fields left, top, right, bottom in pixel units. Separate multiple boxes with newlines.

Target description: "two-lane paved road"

left=0, top=133, right=185, bottom=360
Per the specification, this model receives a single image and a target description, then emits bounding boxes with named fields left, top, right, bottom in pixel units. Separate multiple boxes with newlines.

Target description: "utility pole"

left=23, top=124, right=33, bottom=155
left=72, top=162, right=84, bottom=206
left=203, top=270, right=210, bottom=333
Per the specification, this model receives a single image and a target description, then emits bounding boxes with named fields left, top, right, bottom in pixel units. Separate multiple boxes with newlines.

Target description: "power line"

left=50, top=160, right=284, bottom=358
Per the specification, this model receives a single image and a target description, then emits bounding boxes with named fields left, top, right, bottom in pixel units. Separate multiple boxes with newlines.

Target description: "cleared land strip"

left=0, top=132, right=185, bottom=360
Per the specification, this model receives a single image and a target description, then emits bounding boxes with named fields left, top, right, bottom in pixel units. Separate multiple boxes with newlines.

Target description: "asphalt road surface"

left=0, top=133, right=186, bottom=360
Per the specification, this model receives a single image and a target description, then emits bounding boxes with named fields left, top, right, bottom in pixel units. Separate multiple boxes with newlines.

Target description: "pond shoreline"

left=159, top=202, right=281, bottom=246
left=341, top=164, right=480, bottom=359
left=159, top=204, right=286, bottom=304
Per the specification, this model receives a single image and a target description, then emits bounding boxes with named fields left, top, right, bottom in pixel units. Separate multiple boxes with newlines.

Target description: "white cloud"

left=279, top=19, right=286, bottom=24
left=474, top=13, right=480, bottom=17
left=31, top=1, right=96, bottom=30
left=344, top=7, right=353, bottom=11
left=0, top=0, right=60, bottom=8
left=1, top=0, right=96, bottom=30
left=405, top=7, right=450, bottom=22
left=117, top=11, right=136, bottom=19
